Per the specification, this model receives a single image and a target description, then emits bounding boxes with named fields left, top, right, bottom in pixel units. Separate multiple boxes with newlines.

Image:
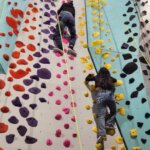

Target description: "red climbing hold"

left=28, top=35, right=35, bottom=40
left=16, top=9, right=24, bottom=18
left=0, top=123, right=8, bottom=133
left=0, top=106, right=10, bottom=113
left=9, top=69, right=29, bottom=79
left=6, top=16, right=18, bottom=29
left=15, top=41, right=25, bottom=48
left=12, top=51, right=20, bottom=59
left=27, top=44, right=36, bottom=51
left=17, top=59, right=28, bottom=65
left=22, top=27, right=29, bottom=32
left=27, top=55, right=33, bottom=61
left=3, top=54, right=9, bottom=61
left=0, top=147, right=4, bottom=150
left=10, top=9, right=18, bottom=18
left=7, top=77, right=13, bottom=82
left=5, top=91, right=11, bottom=97
left=0, top=79, right=5, bottom=89
left=13, top=84, right=25, bottom=92
left=32, top=7, right=38, bottom=13
left=30, top=26, right=36, bottom=30
left=9, top=63, right=17, bottom=69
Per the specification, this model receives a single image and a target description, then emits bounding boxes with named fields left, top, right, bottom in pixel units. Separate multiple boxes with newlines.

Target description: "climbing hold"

left=63, top=139, right=70, bottom=148
left=92, top=126, right=98, bottom=133
left=115, top=80, right=123, bottom=86
left=117, top=108, right=126, bottom=116
left=115, top=136, right=123, bottom=144
left=132, top=147, right=141, bottom=150
left=0, top=79, right=5, bottom=89
left=0, top=106, right=10, bottom=113
left=103, top=64, right=111, bottom=70
left=86, top=119, right=93, bottom=124
left=85, top=63, right=93, bottom=70
left=130, top=129, right=138, bottom=137
left=95, top=48, right=102, bottom=54
left=46, top=139, right=53, bottom=146
left=13, top=84, right=25, bottom=92
left=115, top=93, right=124, bottom=101
left=102, top=52, right=110, bottom=59
left=0, top=123, right=8, bottom=133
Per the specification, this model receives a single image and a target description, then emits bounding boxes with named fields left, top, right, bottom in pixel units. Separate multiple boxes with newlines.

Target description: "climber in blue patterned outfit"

left=85, top=67, right=117, bottom=143
left=53, top=0, right=77, bottom=57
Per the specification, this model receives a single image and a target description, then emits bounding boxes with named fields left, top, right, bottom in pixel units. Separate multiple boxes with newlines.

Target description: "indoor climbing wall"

left=85, top=0, right=150, bottom=150
left=0, top=0, right=124, bottom=150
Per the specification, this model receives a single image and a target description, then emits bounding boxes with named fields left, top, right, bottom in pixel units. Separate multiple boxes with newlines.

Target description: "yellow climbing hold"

left=111, top=57, right=115, bottom=62
left=84, top=92, right=89, bottom=97
left=92, top=32, right=100, bottom=38
left=115, top=136, right=123, bottom=144
left=80, top=40, right=84, bottom=44
left=96, top=143, right=103, bottom=150
left=102, top=52, right=110, bottom=59
left=86, top=119, right=93, bottom=124
left=132, top=147, right=141, bottom=150
left=78, top=30, right=85, bottom=36
left=85, top=63, right=94, bottom=70
left=100, top=26, right=105, bottom=31
left=92, top=126, right=99, bottom=133
left=101, top=1, right=107, bottom=5
left=130, top=129, right=138, bottom=137
left=115, top=80, right=123, bottom=86
left=106, top=29, right=111, bottom=33
left=80, top=57, right=88, bottom=64
left=103, top=63, right=111, bottom=70
left=83, top=69, right=86, bottom=73
left=89, top=84, right=95, bottom=91
left=85, top=55, right=91, bottom=59
left=98, top=18, right=104, bottom=23
left=85, top=104, right=91, bottom=110
left=92, top=17, right=98, bottom=22
left=115, top=93, right=125, bottom=101
left=116, top=53, right=120, bottom=58
left=93, top=113, right=97, bottom=118
left=93, top=24, right=98, bottom=28
left=117, top=108, right=126, bottom=116
left=112, top=69, right=117, bottom=74
left=91, top=39, right=104, bottom=47
left=95, top=48, right=102, bottom=54
left=109, top=46, right=113, bottom=50
left=91, top=10, right=97, bottom=15
left=111, top=145, right=116, bottom=150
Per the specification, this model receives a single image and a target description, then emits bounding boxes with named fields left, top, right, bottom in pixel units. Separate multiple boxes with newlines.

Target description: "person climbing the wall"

left=53, top=0, right=77, bottom=57
left=85, top=67, right=117, bottom=144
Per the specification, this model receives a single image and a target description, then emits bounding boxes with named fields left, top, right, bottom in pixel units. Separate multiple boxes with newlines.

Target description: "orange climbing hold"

left=27, top=55, right=33, bottom=61
left=30, top=26, right=36, bottom=30
left=17, top=59, right=28, bottom=65
left=9, top=63, right=17, bottom=69
left=12, top=51, right=20, bottom=59
left=15, top=41, right=25, bottom=48
left=3, top=54, right=9, bottom=61
left=0, top=123, right=8, bottom=133
left=6, top=16, right=18, bottom=29
left=27, top=44, right=36, bottom=51
left=0, top=79, right=5, bottom=89
left=13, top=84, right=25, bottom=92
left=9, top=69, right=29, bottom=79
left=32, top=7, right=38, bottom=13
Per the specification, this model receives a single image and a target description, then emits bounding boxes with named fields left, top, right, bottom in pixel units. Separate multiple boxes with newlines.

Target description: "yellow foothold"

left=85, top=104, right=91, bottom=110
left=92, top=32, right=100, bottom=38
left=103, top=63, right=111, bottom=70
left=115, top=80, right=123, bottom=86
left=84, top=92, right=89, bottom=97
left=117, top=108, right=126, bottom=116
left=85, top=63, right=94, bottom=70
left=115, top=136, right=123, bottom=144
left=86, top=119, right=93, bottom=124
left=95, top=48, right=102, bottom=54
left=106, top=29, right=111, bottom=33
left=102, top=52, right=110, bottom=59
left=92, top=126, right=99, bottom=133
left=80, top=40, right=84, bottom=44
left=111, top=145, right=116, bottom=150
left=130, top=129, right=138, bottom=137
left=101, top=1, right=107, bottom=5
left=82, top=43, right=88, bottom=48
left=96, top=143, right=103, bottom=150
left=132, top=147, right=141, bottom=150
left=120, top=145, right=126, bottom=150
left=100, top=26, right=105, bottom=31
left=91, top=10, right=97, bottom=15
left=80, top=57, right=88, bottom=64
left=107, top=38, right=111, bottom=42
left=98, top=18, right=104, bottom=23
left=114, top=93, right=125, bottom=101
left=116, top=53, right=120, bottom=58
left=109, top=47, right=113, bottom=50
left=91, top=39, right=104, bottom=47
left=111, top=57, right=115, bottom=62
left=78, top=30, right=85, bottom=36
left=112, top=69, right=117, bottom=74
left=92, top=17, right=98, bottom=22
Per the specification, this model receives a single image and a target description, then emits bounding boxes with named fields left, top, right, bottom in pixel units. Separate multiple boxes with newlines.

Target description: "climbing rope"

left=55, top=3, right=83, bottom=150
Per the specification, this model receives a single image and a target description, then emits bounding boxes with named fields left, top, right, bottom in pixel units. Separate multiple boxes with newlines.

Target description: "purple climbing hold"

left=17, top=125, right=27, bottom=136
left=29, top=104, right=37, bottom=110
left=23, top=79, right=33, bottom=86
left=33, top=63, right=41, bottom=69
left=37, top=68, right=51, bottom=79
left=8, top=116, right=19, bottom=124
left=44, top=19, right=51, bottom=25
left=28, top=87, right=41, bottom=94
left=26, top=117, right=38, bottom=127
left=41, top=48, right=49, bottom=53
left=19, top=107, right=29, bottom=118
left=41, top=29, right=50, bottom=34
left=48, top=44, right=54, bottom=50
left=6, top=134, right=15, bottom=144
left=39, top=57, right=50, bottom=64
left=44, top=12, right=50, bottom=17
left=43, top=39, right=48, bottom=43
left=50, top=26, right=55, bottom=33
left=12, top=97, right=22, bottom=107
left=25, top=136, right=37, bottom=144
left=39, top=97, right=47, bottom=103
left=50, top=18, right=56, bottom=23
left=41, top=83, right=46, bottom=88
left=33, top=52, right=42, bottom=57
left=30, top=75, right=39, bottom=81
left=48, top=34, right=54, bottom=40
left=45, top=4, right=50, bottom=10
left=50, top=10, right=56, bottom=16
left=22, top=94, right=29, bottom=100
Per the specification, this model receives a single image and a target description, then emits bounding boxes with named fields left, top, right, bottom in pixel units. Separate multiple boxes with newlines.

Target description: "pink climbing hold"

left=55, top=52, right=61, bottom=57
left=71, top=89, right=75, bottom=94
left=72, top=133, right=77, bottom=138
left=56, top=74, right=61, bottom=79
left=55, top=100, right=61, bottom=105
left=55, top=129, right=61, bottom=137
left=62, top=59, right=67, bottom=64
left=62, top=38, right=69, bottom=44
left=48, top=91, right=54, bottom=97
left=62, top=108, right=70, bottom=114
left=55, top=114, right=62, bottom=120
left=69, top=77, right=75, bottom=81
left=68, top=55, right=74, bottom=60
left=56, top=62, right=61, bottom=67
left=63, top=70, right=67, bottom=74
left=63, top=81, right=68, bottom=86
left=46, top=139, right=53, bottom=146
left=71, top=102, right=77, bottom=107
left=56, top=86, right=61, bottom=91
left=63, top=139, right=71, bottom=148
left=70, top=66, right=74, bottom=70
left=63, top=94, right=68, bottom=99
left=71, top=116, right=76, bottom=122
left=64, top=123, right=69, bottom=129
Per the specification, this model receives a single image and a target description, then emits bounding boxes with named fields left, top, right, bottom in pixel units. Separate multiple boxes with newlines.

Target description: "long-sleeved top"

left=57, top=2, right=75, bottom=17
left=85, top=74, right=117, bottom=91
